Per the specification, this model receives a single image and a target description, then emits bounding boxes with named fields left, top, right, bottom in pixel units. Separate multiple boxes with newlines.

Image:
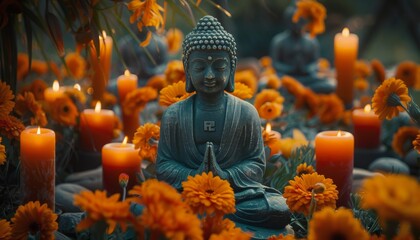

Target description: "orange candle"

left=315, top=130, right=354, bottom=207
left=334, top=28, right=358, bottom=108
left=20, top=127, right=55, bottom=210
left=44, top=80, right=64, bottom=103
left=89, top=31, right=113, bottom=102
left=102, top=137, right=141, bottom=196
left=117, top=70, right=139, bottom=140
left=79, top=102, right=114, bottom=152
left=352, top=104, right=381, bottom=149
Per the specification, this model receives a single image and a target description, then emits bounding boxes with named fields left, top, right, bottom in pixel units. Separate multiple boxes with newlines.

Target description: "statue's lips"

left=204, top=81, right=216, bottom=87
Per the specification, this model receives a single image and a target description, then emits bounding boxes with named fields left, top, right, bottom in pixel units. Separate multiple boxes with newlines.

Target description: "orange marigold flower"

left=359, top=174, right=420, bottom=228
left=281, top=75, right=305, bottom=97
left=90, top=91, right=117, bottom=109
left=17, top=53, right=29, bottom=81
left=122, top=87, right=158, bottom=115
left=209, top=227, right=252, bottom=240
left=292, top=0, right=326, bottom=38
left=29, top=79, right=48, bottom=101
left=254, top=89, right=285, bottom=119
left=165, top=60, right=186, bottom=84
left=295, top=88, right=320, bottom=118
left=48, top=61, right=62, bottom=80
left=63, top=52, right=87, bottom=80
left=277, top=129, right=308, bottom=158
left=127, top=0, right=164, bottom=37
left=229, top=82, right=253, bottom=100
left=354, top=78, right=369, bottom=91
left=372, top=77, right=411, bottom=120
left=133, top=123, right=160, bottom=162
left=318, top=58, right=330, bottom=72
left=283, top=172, right=338, bottom=216
left=267, top=234, right=295, bottom=240
left=235, top=70, right=258, bottom=95
left=371, top=59, right=386, bottom=83
left=113, top=115, right=123, bottom=138
left=129, top=179, right=203, bottom=240
left=50, top=95, right=79, bottom=126
left=308, top=207, right=369, bottom=240
left=317, top=94, right=344, bottom=124
left=354, top=60, right=372, bottom=79
left=395, top=61, right=418, bottom=88
left=259, top=102, right=283, bottom=120
left=31, top=60, right=48, bottom=75
left=11, top=201, right=58, bottom=240
left=202, top=217, right=236, bottom=239
left=15, top=92, right=48, bottom=127
left=166, top=28, right=183, bottom=54
left=296, top=163, right=315, bottom=176
left=0, top=219, right=11, bottom=240
left=74, top=190, right=133, bottom=234
left=159, top=81, right=194, bottom=107
left=265, top=73, right=282, bottom=90
left=0, top=137, right=6, bottom=165
left=0, top=81, right=15, bottom=117
left=260, top=56, right=272, bottom=69
left=146, top=74, right=167, bottom=91
left=0, top=116, right=25, bottom=140
left=182, top=171, right=236, bottom=216
left=392, top=126, right=419, bottom=157
left=412, top=132, right=420, bottom=154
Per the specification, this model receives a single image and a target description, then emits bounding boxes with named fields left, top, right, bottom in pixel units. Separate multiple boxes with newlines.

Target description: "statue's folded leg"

left=227, top=192, right=291, bottom=230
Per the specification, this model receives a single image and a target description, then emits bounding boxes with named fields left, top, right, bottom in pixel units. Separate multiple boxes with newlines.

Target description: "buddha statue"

left=156, top=15, right=290, bottom=231
left=270, top=1, right=335, bottom=94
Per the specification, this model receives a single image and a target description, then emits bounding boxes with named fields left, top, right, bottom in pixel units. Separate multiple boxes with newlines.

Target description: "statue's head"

left=182, top=15, right=237, bottom=93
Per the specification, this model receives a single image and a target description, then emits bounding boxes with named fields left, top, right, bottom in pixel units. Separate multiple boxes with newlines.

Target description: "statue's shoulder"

left=162, top=95, right=194, bottom=121
left=228, top=94, right=259, bottom=119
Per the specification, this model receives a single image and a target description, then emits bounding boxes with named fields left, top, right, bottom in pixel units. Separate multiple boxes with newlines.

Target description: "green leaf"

left=23, top=15, right=33, bottom=74
left=0, top=16, right=17, bottom=94
left=45, top=12, right=65, bottom=57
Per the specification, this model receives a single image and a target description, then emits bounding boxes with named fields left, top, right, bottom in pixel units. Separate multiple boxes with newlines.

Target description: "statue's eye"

left=213, top=61, right=227, bottom=71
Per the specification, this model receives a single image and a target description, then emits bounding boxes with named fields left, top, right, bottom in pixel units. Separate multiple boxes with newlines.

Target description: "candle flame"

left=95, top=101, right=102, bottom=112
left=74, top=84, right=81, bottom=91
left=342, top=28, right=350, bottom=37
left=337, top=130, right=342, bottom=137
left=124, top=69, right=131, bottom=76
left=364, top=104, right=372, bottom=113
left=265, top=123, right=272, bottom=133
left=52, top=80, right=59, bottom=92
left=37, top=126, right=41, bottom=134
left=122, top=136, right=128, bottom=145
left=102, top=30, right=107, bottom=38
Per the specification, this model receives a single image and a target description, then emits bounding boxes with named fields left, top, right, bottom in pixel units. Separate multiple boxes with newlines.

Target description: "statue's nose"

left=205, top=68, right=215, bottom=80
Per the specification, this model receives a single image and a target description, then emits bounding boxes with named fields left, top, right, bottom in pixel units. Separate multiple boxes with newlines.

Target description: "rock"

left=58, top=212, right=84, bottom=237
left=403, top=149, right=420, bottom=175
left=54, top=231, right=72, bottom=240
left=55, top=183, right=88, bottom=213
left=368, top=157, right=410, bottom=174
left=352, top=168, right=382, bottom=192
left=65, top=167, right=103, bottom=191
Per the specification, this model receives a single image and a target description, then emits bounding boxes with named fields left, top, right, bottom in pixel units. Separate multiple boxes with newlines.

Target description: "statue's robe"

left=157, top=93, right=290, bottom=229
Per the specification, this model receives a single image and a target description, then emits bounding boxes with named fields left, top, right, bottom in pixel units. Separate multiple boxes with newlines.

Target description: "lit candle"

left=20, top=126, right=55, bottom=210
left=89, top=31, right=113, bottom=102
left=315, top=130, right=354, bottom=207
left=117, top=70, right=139, bottom=140
left=44, top=80, right=64, bottom=103
left=79, top=101, right=114, bottom=152
left=265, top=122, right=281, bottom=140
left=334, top=28, right=359, bottom=108
left=352, top=104, right=381, bottom=149
left=102, top=136, right=141, bottom=196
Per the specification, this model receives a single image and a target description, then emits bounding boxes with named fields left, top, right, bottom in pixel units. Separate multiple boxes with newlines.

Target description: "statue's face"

left=188, top=50, right=231, bottom=94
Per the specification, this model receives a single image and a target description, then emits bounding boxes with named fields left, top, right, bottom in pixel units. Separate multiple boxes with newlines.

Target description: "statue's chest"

left=194, top=107, right=226, bottom=146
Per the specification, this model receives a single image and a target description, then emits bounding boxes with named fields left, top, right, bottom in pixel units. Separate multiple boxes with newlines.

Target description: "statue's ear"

left=224, top=63, right=236, bottom=92
left=185, top=74, right=196, bottom=93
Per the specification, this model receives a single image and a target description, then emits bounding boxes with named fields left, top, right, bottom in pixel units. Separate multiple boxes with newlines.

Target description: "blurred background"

left=171, top=0, right=420, bottom=66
